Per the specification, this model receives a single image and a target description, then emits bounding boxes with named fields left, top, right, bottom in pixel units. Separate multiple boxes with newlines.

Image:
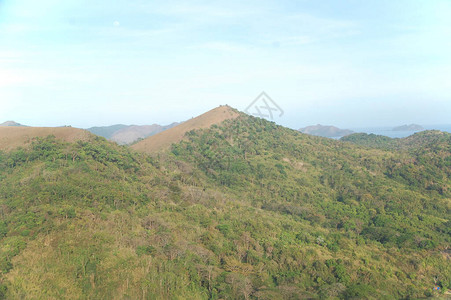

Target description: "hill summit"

left=0, top=126, right=93, bottom=151
left=131, top=105, right=239, bottom=153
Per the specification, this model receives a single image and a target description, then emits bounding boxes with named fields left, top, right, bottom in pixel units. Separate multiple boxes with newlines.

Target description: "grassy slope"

left=0, top=114, right=449, bottom=299
left=131, top=106, right=239, bottom=153
left=0, top=127, right=93, bottom=152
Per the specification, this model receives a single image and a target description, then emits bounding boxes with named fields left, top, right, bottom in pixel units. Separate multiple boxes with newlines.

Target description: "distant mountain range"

left=392, top=124, right=424, bottom=131
left=86, top=123, right=179, bottom=145
left=0, top=121, right=25, bottom=127
left=299, top=124, right=353, bottom=138
left=0, top=121, right=180, bottom=145
left=85, top=124, right=129, bottom=139
left=0, top=120, right=429, bottom=143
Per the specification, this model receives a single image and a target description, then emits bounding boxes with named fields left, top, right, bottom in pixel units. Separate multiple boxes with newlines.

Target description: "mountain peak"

left=131, top=105, right=240, bottom=153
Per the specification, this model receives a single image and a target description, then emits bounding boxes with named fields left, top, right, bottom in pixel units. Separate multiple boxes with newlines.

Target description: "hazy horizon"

left=1, top=0, right=450, bottom=128
left=2, top=104, right=451, bottom=134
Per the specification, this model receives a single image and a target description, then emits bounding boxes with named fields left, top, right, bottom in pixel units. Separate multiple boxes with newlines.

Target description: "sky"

left=0, top=0, right=450, bottom=129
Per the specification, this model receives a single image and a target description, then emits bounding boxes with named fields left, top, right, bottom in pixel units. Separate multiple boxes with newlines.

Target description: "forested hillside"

left=341, top=130, right=451, bottom=152
left=0, top=111, right=449, bottom=299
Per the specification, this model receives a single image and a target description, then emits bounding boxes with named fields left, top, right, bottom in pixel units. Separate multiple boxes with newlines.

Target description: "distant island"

left=0, top=121, right=25, bottom=127
left=392, top=124, right=424, bottom=131
left=299, top=124, right=354, bottom=138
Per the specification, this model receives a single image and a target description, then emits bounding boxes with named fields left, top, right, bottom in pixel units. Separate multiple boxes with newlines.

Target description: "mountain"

left=299, top=124, right=353, bottom=138
left=0, top=121, right=25, bottom=127
left=132, top=105, right=239, bottom=153
left=0, top=126, right=93, bottom=151
left=86, top=123, right=180, bottom=145
left=111, top=123, right=179, bottom=145
left=393, top=124, right=424, bottom=131
left=0, top=107, right=449, bottom=299
left=86, top=124, right=129, bottom=139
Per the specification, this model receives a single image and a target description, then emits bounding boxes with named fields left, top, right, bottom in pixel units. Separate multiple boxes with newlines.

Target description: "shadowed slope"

left=131, top=105, right=239, bottom=153
left=0, top=127, right=93, bottom=151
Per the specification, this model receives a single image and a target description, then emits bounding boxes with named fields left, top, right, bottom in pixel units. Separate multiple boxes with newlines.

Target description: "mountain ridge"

left=86, top=124, right=129, bottom=139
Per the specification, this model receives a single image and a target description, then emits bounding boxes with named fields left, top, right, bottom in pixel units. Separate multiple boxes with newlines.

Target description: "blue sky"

left=0, top=0, right=450, bottom=128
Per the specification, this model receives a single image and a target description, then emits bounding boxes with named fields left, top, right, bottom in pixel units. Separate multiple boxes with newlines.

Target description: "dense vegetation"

left=341, top=130, right=451, bottom=152
left=0, top=114, right=449, bottom=299
left=340, top=133, right=399, bottom=150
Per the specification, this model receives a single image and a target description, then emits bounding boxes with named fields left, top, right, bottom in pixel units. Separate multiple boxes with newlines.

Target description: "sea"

left=347, top=124, right=451, bottom=139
